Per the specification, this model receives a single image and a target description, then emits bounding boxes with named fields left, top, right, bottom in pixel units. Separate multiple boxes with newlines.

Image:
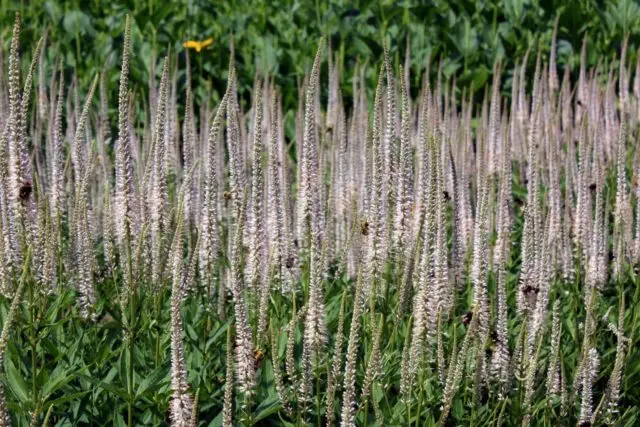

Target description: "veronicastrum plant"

left=0, top=11, right=639, bottom=427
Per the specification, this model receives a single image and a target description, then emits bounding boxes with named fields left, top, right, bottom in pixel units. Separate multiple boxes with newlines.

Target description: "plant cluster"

left=0, top=11, right=639, bottom=427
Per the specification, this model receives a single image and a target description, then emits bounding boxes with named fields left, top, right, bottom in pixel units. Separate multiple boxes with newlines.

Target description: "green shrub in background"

left=2, top=0, right=640, bottom=114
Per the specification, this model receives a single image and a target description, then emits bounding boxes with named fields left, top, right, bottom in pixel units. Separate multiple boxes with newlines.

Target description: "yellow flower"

left=182, top=38, right=214, bottom=53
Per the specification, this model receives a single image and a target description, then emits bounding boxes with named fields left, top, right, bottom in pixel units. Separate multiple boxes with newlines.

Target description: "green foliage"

left=2, top=0, right=639, bottom=111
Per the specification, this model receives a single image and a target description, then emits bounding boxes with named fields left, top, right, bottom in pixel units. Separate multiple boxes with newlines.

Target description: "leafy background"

left=2, top=0, right=640, bottom=112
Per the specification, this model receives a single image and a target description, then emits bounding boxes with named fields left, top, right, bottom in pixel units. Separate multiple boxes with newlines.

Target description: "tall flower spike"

left=613, top=116, right=628, bottom=280
left=72, top=75, right=99, bottom=196
left=488, top=61, right=501, bottom=174
left=169, top=201, right=194, bottom=427
left=449, top=140, right=465, bottom=287
left=494, top=125, right=512, bottom=270
left=99, top=69, right=111, bottom=144
left=225, top=61, right=245, bottom=214
left=229, top=192, right=256, bottom=407
left=471, top=170, right=490, bottom=340
left=149, top=58, right=170, bottom=290
left=383, top=43, right=398, bottom=257
left=6, top=14, right=26, bottom=266
left=549, top=16, right=559, bottom=94
left=50, top=65, right=65, bottom=227
left=267, top=94, right=289, bottom=291
left=409, top=134, right=438, bottom=375
left=36, top=30, right=48, bottom=128
left=364, top=66, right=385, bottom=295
left=0, top=175, right=7, bottom=296
left=182, top=51, right=196, bottom=229
left=103, top=183, right=117, bottom=278
left=517, top=108, right=540, bottom=316
left=296, top=38, right=323, bottom=250
left=199, top=96, right=228, bottom=293
left=335, top=99, right=350, bottom=254
left=491, top=257, right=510, bottom=395
left=247, top=84, right=266, bottom=293
left=114, top=15, right=136, bottom=294
left=434, top=131, right=451, bottom=313
left=300, top=236, right=327, bottom=407
left=74, top=153, right=97, bottom=320
left=607, top=292, right=627, bottom=421
left=17, top=36, right=44, bottom=249
left=340, top=270, right=364, bottom=427
left=634, top=152, right=640, bottom=263
left=393, top=67, right=411, bottom=258
left=0, top=128, right=12, bottom=296
left=546, top=299, right=562, bottom=396
left=578, top=348, right=600, bottom=426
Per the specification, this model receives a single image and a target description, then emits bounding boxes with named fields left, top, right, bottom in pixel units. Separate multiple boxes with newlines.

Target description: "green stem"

left=406, top=384, right=412, bottom=426
left=29, top=275, right=38, bottom=408
left=127, top=285, right=135, bottom=427
left=415, top=377, right=423, bottom=426
left=316, top=355, right=321, bottom=426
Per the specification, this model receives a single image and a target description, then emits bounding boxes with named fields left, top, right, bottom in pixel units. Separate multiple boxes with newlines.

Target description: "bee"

left=442, top=190, right=450, bottom=201
left=485, top=346, right=494, bottom=359
left=254, top=348, right=265, bottom=370
left=223, top=191, right=232, bottom=207
left=99, top=313, right=114, bottom=324
left=293, top=239, right=299, bottom=248
left=326, top=125, right=334, bottom=136
left=19, top=181, right=32, bottom=201
left=588, top=182, right=597, bottom=191
left=285, top=255, right=295, bottom=269
left=523, top=285, right=539, bottom=296
left=490, top=330, right=502, bottom=345
left=360, top=220, right=370, bottom=236
left=461, top=311, right=473, bottom=325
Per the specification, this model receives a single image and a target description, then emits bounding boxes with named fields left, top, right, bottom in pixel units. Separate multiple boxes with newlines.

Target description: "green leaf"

left=136, top=365, right=169, bottom=397
left=44, top=0, right=62, bottom=23
left=63, top=10, right=95, bottom=37
left=76, top=373, right=130, bottom=400
left=5, top=359, right=29, bottom=404
left=42, top=365, right=75, bottom=397
left=471, top=66, right=490, bottom=90
left=208, top=410, right=223, bottom=427
left=114, top=411, right=127, bottom=427
left=253, top=394, right=281, bottom=422
left=119, top=348, right=129, bottom=392
left=46, top=391, right=89, bottom=407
